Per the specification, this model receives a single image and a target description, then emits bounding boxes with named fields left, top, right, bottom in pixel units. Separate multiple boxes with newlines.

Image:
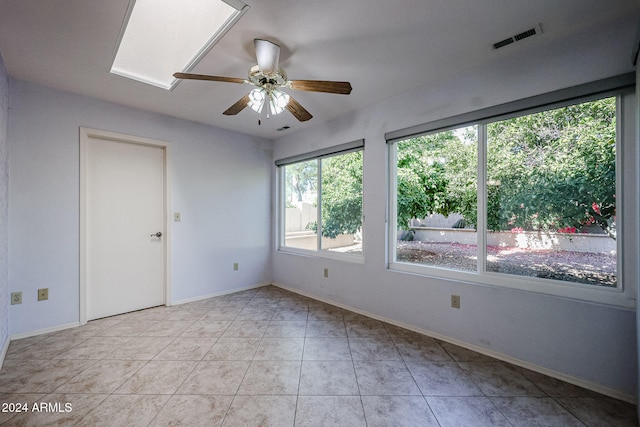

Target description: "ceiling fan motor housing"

left=248, top=64, right=288, bottom=89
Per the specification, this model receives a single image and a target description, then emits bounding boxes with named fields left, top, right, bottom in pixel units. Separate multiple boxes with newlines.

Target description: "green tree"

left=395, top=97, right=616, bottom=238
left=319, top=151, right=363, bottom=238
left=285, top=160, right=317, bottom=204
left=486, top=97, right=616, bottom=237
left=396, top=128, right=477, bottom=229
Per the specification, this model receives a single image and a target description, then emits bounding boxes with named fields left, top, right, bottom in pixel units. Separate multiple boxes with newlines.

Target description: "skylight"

left=111, top=0, right=249, bottom=90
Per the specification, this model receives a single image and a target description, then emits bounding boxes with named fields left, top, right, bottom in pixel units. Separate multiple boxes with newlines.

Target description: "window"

left=278, top=141, right=364, bottom=258
left=485, top=98, right=617, bottom=286
left=388, top=82, right=631, bottom=302
left=396, top=125, right=478, bottom=272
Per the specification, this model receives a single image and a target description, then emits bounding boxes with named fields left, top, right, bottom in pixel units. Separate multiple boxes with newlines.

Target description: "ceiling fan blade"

left=289, top=80, right=352, bottom=95
left=286, top=96, right=313, bottom=122
left=254, top=39, right=280, bottom=75
left=174, top=72, right=245, bottom=84
left=223, top=94, right=251, bottom=115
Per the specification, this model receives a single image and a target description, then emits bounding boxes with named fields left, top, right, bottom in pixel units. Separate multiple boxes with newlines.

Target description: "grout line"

left=1, top=286, right=634, bottom=426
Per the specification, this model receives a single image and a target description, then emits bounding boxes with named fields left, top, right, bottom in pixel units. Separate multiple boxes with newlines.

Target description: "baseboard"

left=10, top=322, right=80, bottom=341
left=7, top=283, right=270, bottom=341
left=0, top=335, right=9, bottom=372
left=273, top=282, right=636, bottom=404
left=171, top=282, right=270, bottom=306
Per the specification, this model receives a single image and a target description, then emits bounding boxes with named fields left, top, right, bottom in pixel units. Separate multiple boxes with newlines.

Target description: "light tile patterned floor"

left=0, top=285, right=636, bottom=426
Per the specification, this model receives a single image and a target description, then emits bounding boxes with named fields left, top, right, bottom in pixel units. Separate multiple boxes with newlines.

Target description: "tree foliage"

left=290, top=151, right=363, bottom=239
left=396, top=97, right=617, bottom=237
left=319, top=151, right=363, bottom=238
left=284, top=160, right=317, bottom=205
left=486, top=97, right=616, bottom=237
left=396, top=127, right=477, bottom=228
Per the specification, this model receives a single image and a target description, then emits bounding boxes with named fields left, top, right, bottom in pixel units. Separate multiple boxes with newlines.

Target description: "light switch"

left=174, top=212, right=181, bottom=222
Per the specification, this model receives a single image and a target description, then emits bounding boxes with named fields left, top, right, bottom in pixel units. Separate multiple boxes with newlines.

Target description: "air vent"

left=493, top=37, right=515, bottom=50
left=277, top=126, right=291, bottom=131
left=514, top=28, right=537, bottom=41
left=493, top=24, right=542, bottom=50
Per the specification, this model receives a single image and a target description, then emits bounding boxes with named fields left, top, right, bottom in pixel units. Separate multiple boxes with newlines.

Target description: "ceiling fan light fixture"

left=248, top=87, right=290, bottom=117
left=248, top=87, right=266, bottom=113
left=269, top=89, right=290, bottom=115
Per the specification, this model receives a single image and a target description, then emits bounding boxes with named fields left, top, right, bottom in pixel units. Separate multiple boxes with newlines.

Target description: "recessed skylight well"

left=111, top=0, right=249, bottom=90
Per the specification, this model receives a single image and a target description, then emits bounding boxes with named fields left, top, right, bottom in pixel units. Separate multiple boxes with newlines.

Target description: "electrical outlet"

left=11, top=292, right=22, bottom=305
left=38, top=288, right=49, bottom=301
left=323, top=268, right=329, bottom=278
left=233, top=262, right=239, bottom=271
left=451, top=295, right=460, bottom=309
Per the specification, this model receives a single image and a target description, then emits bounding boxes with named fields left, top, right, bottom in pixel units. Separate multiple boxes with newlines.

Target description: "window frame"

left=276, top=140, right=365, bottom=263
left=386, top=75, right=636, bottom=307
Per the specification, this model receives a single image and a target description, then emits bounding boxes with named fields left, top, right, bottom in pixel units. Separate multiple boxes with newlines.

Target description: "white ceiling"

left=0, top=0, right=638, bottom=140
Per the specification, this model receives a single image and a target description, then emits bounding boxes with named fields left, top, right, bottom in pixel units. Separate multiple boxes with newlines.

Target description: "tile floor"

left=0, top=285, right=636, bottom=426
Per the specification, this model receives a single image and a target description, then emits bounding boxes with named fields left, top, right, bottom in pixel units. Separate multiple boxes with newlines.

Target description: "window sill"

left=277, top=247, right=365, bottom=264
left=389, top=261, right=635, bottom=309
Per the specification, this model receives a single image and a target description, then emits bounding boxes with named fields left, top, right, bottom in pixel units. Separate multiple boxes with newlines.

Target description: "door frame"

left=79, top=127, right=172, bottom=324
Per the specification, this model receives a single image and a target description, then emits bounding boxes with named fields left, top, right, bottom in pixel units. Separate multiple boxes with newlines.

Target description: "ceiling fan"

left=174, top=39, right=352, bottom=124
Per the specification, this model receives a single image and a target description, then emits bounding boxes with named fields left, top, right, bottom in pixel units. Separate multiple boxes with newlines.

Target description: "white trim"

left=79, top=127, right=172, bottom=324
left=164, top=144, right=173, bottom=307
left=276, top=247, right=365, bottom=264
left=387, top=142, right=398, bottom=266
left=477, top=124, right=487, bottom=274
left=317, top=161, right=323, bottom=252
left=277, top=167, right=285, bottom=250
left=0, top=336, right=9, bottom=371
left=171, top=282, right=270, bottom=306
left=273, top=282, right=636, bottom=404
left=10, top=322, right=80, bottom=341
left=615, top=96, right=625, bottom=296
left=110, top=0, right=249, bottom=90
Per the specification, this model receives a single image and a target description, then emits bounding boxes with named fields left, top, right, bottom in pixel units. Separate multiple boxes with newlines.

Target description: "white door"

left=81, top=129, right=166, bottom=321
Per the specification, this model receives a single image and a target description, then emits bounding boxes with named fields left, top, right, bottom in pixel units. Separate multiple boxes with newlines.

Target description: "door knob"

left=151, top=232, right=162, bottom=238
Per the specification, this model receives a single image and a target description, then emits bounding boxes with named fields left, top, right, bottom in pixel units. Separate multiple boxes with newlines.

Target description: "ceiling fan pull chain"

left=266, top=95, right=271, bottom=120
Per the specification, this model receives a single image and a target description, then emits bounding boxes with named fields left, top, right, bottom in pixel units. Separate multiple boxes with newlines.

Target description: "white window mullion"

left=278, top=166, right=285, bottom=249
left=615, top=95, right=624, bottom=292
left=477, top=123, right=488, bottom=274
left=317, top=159, right=323, bottom=251
left=388, top=142, right=398, bottom=266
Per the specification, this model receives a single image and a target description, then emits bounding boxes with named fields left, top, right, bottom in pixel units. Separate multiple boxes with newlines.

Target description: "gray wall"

left=0, top=54, right=9, bottom=358
left=636, top=30, right=640, bottom=414
left=8, top=79, right=273, bottom=335
left=272, top=19, right=638, bottom=398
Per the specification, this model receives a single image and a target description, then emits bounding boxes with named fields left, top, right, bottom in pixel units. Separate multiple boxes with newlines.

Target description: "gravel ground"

left=396, top=241, right=617, bottom=287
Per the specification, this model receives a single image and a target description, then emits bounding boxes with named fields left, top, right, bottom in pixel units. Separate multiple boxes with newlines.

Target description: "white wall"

left=0, top=54, right=9, bottom=356
left=8, top=79, right=273, bottom=335
left=272, top=18, right=638, bottom=398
